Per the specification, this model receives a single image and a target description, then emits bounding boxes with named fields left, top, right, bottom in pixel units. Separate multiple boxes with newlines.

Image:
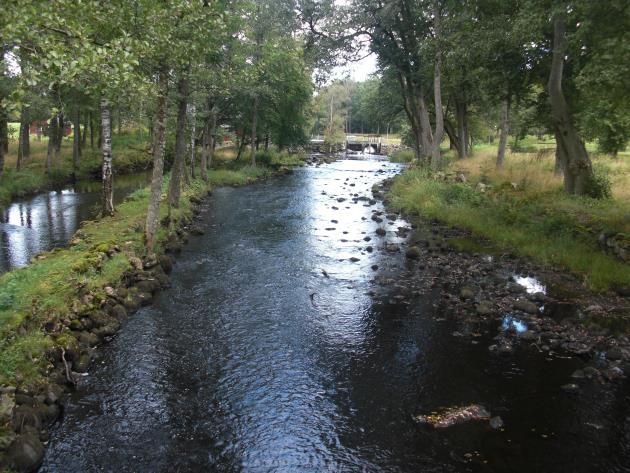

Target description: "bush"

left=585, top=170, right=612, bottom=199
left=390, top=149, right=415, bottom=163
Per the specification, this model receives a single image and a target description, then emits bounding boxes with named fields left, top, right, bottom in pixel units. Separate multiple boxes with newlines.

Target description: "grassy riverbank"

left=389, top=146, right=630, bottom=293
left=0, top=157, right=296, bottom=389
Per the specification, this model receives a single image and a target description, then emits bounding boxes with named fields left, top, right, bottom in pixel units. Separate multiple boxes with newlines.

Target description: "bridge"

left=308, top=134, right=390, bottom=154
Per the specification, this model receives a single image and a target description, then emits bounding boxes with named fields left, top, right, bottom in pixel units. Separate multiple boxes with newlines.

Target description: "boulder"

left=513, top=299, right=539, bottom=314
left=460, top=286, right=475, bottom=300
left=405, top=246, right=421, bottom=259
left=476, top=301, right=493, bottom=315
left=7, top=433, right=44, bottom=473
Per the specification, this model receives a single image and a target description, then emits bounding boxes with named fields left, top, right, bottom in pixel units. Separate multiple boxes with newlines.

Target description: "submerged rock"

left=414, top=404, right=491, bottom=428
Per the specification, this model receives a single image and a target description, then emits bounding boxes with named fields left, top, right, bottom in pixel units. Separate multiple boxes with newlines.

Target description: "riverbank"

left=0, top=158, right=300, bottom=471
left=387, top=152, right=630, bottom=294
left=374, top=175, right=629, bottom=382
left=0, top=135, right=155, bottom=209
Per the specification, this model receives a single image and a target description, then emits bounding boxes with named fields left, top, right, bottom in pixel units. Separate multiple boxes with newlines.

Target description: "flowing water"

left=41, top=157, right=629, bottom=472
left=0, top=173, right=150, bottom=274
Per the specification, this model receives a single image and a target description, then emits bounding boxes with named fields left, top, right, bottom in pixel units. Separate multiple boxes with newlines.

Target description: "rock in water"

left=414, top=404, right=491, bottom=428
left=405, top=246, right=421, bottom=259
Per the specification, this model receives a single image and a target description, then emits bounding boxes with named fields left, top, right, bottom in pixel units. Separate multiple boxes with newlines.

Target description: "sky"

left=330, top=52, right=378, bottom=82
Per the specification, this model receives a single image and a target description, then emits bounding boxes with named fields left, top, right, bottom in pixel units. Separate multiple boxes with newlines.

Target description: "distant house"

left=29, top=120, right=73, bottom=138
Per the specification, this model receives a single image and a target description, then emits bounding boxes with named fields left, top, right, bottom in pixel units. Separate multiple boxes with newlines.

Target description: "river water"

left=0, top=173, right=149, bottom=274
left=41, top=157, right=629, bottom=472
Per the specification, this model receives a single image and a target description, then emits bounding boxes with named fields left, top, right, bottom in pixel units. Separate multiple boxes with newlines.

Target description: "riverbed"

left=41, top=157, right=629, bottom=472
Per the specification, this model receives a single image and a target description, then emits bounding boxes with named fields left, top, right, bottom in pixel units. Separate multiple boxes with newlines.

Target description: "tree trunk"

left=496, top=96, right=510, bottom=168
left=236, top=135, right=246, bottom=161
left=46, top=115, right=57, bottom=175
left=73, top=108, right=81, bottom=172
left=81, top=116, right=88, bottom=149
left=455, top=101, right=467, bottom=159
left=17, top=108, right=30, bottom=170
left=201, top=120, right=209, bottom=182
left=0, top=113, right=7, bottom=154
left=89, top=111, right=95, bottom=149
left=249, top=94, right=259, bottom=166
left=208, top=105, right=217, bottom=168
left=0, top=110, right=5, bottom=179
left=430, top=0, right=444, bottom=170
left=145, top=69, right=168, bottom=253
left=189, top=104, right=196, bottom=180
left=167, top=74, right=189, bottom=212
left=548, top=10, right=594, bottom=195
left=101, top=99, right=114, bottom=216
left=55, top=113, right=63, bottom=155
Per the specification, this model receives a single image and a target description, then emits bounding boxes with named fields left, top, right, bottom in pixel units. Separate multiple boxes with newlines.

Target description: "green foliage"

left=390, top=149, right=415, bottom=163
left=584, top=169, right=613, bottom=200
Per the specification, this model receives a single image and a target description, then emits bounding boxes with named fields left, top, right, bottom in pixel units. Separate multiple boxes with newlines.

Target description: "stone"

left=158, top=255, right=174, bottom=274
left=460, top=286, right=475, bottom=300
left=405, top=246, right=421, bottom=259
left=78, top=331, right=99, bottom=347
left=583, top=366, right=601, bottom=378
left=513, top=299, right=539, bottom=314
left=349, top=257, right=360, bottom=262
left=561, top=383, right=579, bottom=393
left=489, top=416, right=504, bottom=429
left=375, top=228, right=386, bottom=237
left=135, top=279, right=159, bottom=294
left=109, top=304, right=127, bottom=321
left=142, top=253, right=159, bottom=269
left=89, top=311, right=114, bottom=328
left=385, top=243, right=399, bottom=253
left=476, top=301, right=493, bottom=315
left=414, top=404, right=490, bottom=428
left=12, top=405, right=42, bottom=433
left=571, top=369, right=585, bottom=379
left=7, top=433, right=44, bottom=473
left=44, top=384, right=64, bottom=405
left=0, top=395, right=16, bottom=422
left=606, top=347, right=624, bottom=360
left=129, top=256, right=143, bottom=271
left=521, top=330, right=537, bottom=341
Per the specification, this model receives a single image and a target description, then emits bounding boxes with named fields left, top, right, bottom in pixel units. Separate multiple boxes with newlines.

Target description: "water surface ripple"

left=42, top=158, right=630, bottom=472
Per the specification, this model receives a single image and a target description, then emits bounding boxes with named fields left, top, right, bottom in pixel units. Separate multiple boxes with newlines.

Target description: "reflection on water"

left=514, top=275, right=546, bottom=294
left=41, top=158, right=630, bottom=473
left=502, top=314, right=529, bottom=334
left=0, top=173, right=149, bottom=273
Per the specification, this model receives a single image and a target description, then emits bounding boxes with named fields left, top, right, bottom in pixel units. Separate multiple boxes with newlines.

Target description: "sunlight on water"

left=502, top=314, right=528, bottom=334
left=514, top=275, right=546, bottom=294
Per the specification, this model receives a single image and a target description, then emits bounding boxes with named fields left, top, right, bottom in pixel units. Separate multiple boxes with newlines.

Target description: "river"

left=0, top=173, right=150, bottom=274
left=40, top=157, right=629, bottom=472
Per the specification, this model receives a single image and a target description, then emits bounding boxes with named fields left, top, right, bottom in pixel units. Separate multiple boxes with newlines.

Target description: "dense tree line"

left=303, top=0, right=629, bottom=196
left=0, top=0, right=317, bottom=253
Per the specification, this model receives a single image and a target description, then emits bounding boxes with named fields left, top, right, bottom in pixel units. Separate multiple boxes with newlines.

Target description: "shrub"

left=390, top=149, right=415, bottom=163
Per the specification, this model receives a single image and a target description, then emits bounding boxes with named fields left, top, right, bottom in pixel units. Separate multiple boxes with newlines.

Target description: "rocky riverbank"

left=372, top=177, right=630, bottom=390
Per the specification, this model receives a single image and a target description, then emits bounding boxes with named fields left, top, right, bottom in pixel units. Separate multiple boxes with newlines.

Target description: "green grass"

left=390, top=149, right=415, bottom=163
left=389, top=167, right=630, bottom=293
